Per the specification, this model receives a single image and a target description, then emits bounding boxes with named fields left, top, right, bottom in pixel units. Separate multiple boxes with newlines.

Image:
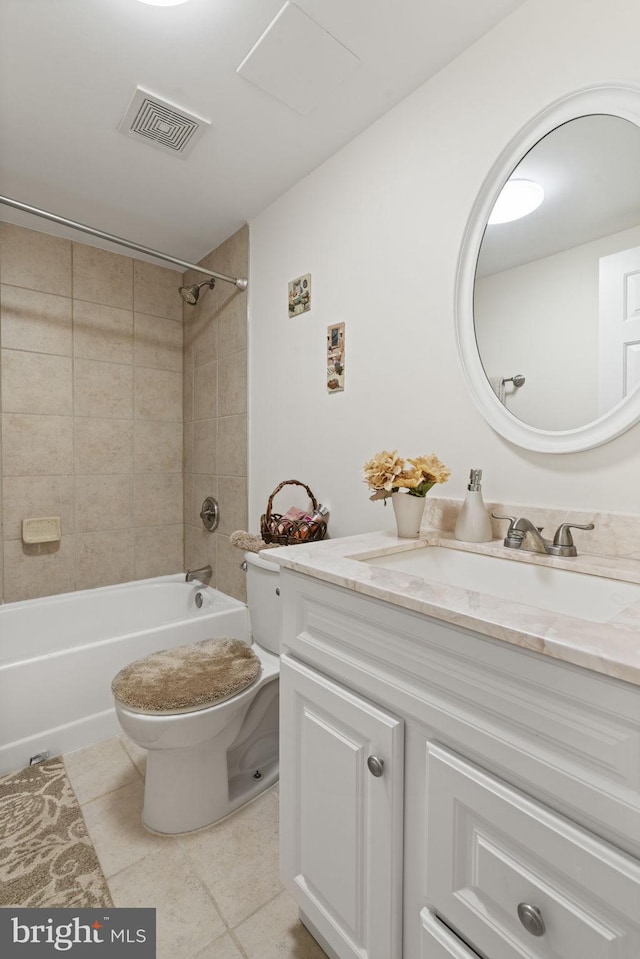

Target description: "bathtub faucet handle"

left=199, top=496, right=219, bottom=532
left=185, top=565, right=212, bottom=584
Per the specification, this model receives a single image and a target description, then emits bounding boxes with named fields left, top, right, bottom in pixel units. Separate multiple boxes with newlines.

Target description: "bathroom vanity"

left=270, top=529, right=640, bottom=959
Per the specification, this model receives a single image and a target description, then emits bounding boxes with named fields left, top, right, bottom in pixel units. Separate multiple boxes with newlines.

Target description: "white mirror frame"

left=455, top=82, right=640, bottom=453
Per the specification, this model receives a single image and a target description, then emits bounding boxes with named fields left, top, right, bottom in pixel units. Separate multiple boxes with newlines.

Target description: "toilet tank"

left=245, top=551, right=282, bottom=654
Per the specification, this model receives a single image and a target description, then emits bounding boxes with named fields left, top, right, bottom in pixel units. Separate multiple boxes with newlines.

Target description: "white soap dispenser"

left=454, top=469, right=493, bottom=543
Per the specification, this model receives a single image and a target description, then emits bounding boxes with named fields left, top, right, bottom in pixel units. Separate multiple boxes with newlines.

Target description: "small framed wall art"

left=288, top=273, right=311, bottom=316
left=327, top=322, right=345, bottom=393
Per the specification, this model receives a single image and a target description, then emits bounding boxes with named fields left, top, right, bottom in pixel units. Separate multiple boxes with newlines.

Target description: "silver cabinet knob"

left=367, top=756, right=384, bottom=777
left=517, top=903, right=545, bottom=937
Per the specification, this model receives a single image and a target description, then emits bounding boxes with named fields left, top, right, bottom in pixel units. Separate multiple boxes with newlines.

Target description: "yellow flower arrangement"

left=363, top=450, right=450, bottom=501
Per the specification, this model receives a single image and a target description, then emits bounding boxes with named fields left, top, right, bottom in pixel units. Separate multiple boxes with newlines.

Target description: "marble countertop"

left=265, top=530, right=640, bottom=687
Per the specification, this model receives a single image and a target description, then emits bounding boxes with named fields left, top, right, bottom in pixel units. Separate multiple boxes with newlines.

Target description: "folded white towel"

left=488, top=376, right=506, bottom=404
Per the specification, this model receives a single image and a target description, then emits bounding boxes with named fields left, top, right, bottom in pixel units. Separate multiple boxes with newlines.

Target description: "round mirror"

left=456, top=84, right=640, bottom=452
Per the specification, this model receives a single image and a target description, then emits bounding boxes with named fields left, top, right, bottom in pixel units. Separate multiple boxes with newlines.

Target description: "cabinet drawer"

left=420, top=908, right=481, bottom=958
left=425, top=743, right=640, bottom=959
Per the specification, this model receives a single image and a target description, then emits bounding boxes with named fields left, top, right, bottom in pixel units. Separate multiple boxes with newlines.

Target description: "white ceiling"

left=0, top=0, right=525, bottom=269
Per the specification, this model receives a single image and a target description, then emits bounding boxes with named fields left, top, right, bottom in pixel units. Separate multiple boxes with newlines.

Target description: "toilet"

left=112, top=551, right=281, bottom=835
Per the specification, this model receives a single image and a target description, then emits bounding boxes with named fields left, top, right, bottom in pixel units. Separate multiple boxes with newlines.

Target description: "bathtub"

left=0, top=574, right=250, bottom=776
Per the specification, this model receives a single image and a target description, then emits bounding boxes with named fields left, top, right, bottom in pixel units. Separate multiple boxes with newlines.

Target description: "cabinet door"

left=280, top=654, right=403, bottom=959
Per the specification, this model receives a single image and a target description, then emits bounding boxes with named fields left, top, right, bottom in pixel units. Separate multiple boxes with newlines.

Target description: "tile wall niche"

left=0, top=223, right=184, bottom=603
left=183, top=225, right=248, bottom=603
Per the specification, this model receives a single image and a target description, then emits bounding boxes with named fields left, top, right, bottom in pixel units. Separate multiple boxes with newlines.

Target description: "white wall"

left=249, top=0, right=640, bottom=538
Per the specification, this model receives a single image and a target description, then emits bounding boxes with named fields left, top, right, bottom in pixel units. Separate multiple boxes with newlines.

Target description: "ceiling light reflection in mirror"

left=474, top=113, right=640, bottom=432
left=488, top=179, right=544, bottom=225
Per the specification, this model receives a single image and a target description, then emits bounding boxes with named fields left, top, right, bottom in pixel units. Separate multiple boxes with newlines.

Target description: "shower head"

left=178, top=278, right=215, bottom=305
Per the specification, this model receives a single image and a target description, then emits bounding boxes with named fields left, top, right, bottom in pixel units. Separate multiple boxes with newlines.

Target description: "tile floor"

left=63, top=735, right=328, bottom=959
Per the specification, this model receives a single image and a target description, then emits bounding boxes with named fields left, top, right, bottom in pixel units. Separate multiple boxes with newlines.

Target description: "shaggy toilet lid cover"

left=111, top=638, right=262, bottom=714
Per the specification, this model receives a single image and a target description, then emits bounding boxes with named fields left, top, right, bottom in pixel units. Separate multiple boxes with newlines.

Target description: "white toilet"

left=112, top=552, right=281, bottom=834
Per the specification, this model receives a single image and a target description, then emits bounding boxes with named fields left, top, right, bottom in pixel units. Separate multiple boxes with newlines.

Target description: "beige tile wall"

left=183, top=226, right=248, bottom=602
left=0, top=223, right=184, bottom=603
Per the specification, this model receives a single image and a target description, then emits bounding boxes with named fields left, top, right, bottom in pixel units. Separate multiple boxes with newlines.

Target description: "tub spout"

left=185, top=565, right=212, bottom=584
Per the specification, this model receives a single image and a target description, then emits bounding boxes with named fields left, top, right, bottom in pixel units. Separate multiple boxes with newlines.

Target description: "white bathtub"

left=0, top=574, right=250, bottom=776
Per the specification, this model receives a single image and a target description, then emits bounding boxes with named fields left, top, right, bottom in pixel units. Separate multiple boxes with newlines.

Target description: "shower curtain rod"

left=0, top=195, right=248, bottom=291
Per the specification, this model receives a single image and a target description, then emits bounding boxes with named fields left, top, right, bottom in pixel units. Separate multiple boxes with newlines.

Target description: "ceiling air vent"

left=118, top=87, right=210, bottom=158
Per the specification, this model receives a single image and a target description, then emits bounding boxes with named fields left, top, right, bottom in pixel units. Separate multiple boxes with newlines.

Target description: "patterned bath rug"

left=0, top=757, right=113, bottom=907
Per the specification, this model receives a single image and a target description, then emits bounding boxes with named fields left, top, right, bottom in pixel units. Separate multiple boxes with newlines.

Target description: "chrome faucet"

left=492, top=515, right=594, bottom=558
left=185, top=564, right=212, bottom=583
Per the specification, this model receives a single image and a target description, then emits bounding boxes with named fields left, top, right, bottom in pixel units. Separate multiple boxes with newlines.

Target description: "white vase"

left=391, top=491, right=426, bottom=538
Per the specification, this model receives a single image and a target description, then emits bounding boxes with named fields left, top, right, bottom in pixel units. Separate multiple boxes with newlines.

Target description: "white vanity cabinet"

left=279, top=654, right=404, bottom=959
left=278, top=567, right=640, bottom=959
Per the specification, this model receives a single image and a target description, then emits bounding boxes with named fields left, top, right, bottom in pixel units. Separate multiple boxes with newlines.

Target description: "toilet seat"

left=111, top=637, right=261, bottom=715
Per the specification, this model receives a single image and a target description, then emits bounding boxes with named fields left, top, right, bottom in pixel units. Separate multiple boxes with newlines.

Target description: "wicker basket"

left=260, top=480, right=328, bottom=545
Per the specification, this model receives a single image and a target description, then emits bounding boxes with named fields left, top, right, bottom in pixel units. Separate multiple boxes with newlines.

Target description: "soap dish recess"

left=22, top=516, right=61, bottom=544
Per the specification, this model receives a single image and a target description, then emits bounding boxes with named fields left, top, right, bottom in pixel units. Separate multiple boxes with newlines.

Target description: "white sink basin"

left=361, top=546, right=640, bottom=623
